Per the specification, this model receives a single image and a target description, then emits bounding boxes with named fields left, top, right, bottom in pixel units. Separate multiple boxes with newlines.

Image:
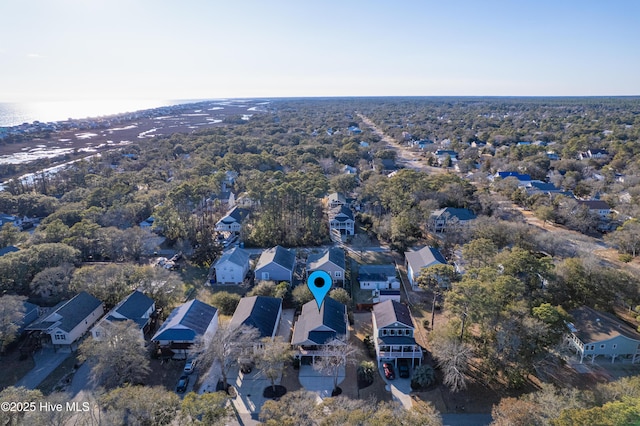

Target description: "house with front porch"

left=26, top=291, right=104, bottom=351
left=429, top=207, right=477, bottom=232
left=151, top=299, right=218, bottom=359
left=215, top=206, right=250, bottom=233
left=329, top=205, right=355, bottom=236
left=372, top=300, right=423, bottom=368
left=566, top=306, right=640, bottom=364
left=291, top=297, right=348, bottom=364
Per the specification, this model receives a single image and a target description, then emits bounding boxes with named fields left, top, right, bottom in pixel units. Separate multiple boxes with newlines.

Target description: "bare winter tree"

left=79, top=320, right=151, bottom=389
left=0, top=295, right=26, bottom=353
left=312, top=337, right=361, bottom=393
left=254, top=336, right=294, bottom=393
left=196, top=321, right=260, bottom=389
left=431, top=334, right=473, bottom=392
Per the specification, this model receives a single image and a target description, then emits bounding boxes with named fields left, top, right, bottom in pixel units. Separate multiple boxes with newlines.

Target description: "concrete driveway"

left=15, top=347, right=71, bottom=389
left=298, top=364, right=345, bottom=398
left=378, top=362, right=413, bottom=409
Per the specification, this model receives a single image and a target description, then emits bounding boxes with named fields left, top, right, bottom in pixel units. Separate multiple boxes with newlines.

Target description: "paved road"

left=15, top=347, right=71, bottom=389
left=358, top=113, right=447, bottom=174
left=442, top=413, right=493, bottom=426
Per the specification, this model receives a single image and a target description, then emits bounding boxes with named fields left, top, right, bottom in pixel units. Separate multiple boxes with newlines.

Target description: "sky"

left=1, top=0, right=639, bottom=102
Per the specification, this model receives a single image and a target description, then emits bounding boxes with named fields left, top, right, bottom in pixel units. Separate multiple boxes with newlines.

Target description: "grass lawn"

left=178, top=261, right=209, bottom=290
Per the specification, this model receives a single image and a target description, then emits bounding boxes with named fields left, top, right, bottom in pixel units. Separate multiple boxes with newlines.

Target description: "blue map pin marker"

left=307, top=270, right=332, bottom=311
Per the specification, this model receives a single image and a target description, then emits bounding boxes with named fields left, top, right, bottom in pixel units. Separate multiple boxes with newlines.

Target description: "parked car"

left=183, top=358, right=197, bottom=374
left=176, top=375, right=190, bottom=393
left=397, top=359, right=410, bottom=378
left=382, top=363, right=395, bottom=380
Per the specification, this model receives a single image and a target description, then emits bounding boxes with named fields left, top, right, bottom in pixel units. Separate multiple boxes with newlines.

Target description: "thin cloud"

left=27, top=53, right=45, bottom=58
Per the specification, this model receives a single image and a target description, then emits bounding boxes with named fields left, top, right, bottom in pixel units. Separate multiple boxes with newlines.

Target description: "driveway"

left=298, top=364, right=345, bottom=398
left=15, top=347, right=71, bottom=389
left=199, top=359, right=280, bottom=426
left=378, top=362, right=413, bottom=409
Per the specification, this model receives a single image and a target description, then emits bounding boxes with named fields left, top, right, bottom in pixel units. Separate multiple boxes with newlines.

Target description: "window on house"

left=54, top=333, right=65, bottom=341
left=335, top=271, right=342, bottom=278
left=600, top=344, right=605, bottom=349
left=389, top=330, right=395, bottom=336
left=613, top=344, right=617, bottom=349
left=381, top=330, right=387, bottom=336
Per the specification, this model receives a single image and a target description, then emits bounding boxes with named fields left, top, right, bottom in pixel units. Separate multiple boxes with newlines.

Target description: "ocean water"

left=0, top=99, right=190, bottom=127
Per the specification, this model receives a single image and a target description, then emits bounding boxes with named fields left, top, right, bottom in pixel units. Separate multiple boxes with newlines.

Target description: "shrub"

left=357, top=361, right=376, bottom=384
left=411, top=364, right=436, bottom=390
left=619, top=253, right=633, bottom=263
left=210, top=291, right=241, bottom=315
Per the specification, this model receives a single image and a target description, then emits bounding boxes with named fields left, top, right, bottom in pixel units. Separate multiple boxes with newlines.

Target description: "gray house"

left=405, top=246, right=447, bottom=289
left=291, top=297, right=348, bottom=363
left=254, top=245, right=296, bottom=283
left=306, top=247, right=346, bottom=287
left=567, top=306, right=640, bottom=364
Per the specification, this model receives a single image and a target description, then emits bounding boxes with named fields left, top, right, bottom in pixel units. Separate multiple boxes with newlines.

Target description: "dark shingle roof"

left=115, top=291, right=154, bottom=322
left=55, top=292, right=103, bottom=332
left=329, top=205, right=354, bottom=221
left=373, top=300, right=414, bottom=329
left=291, top=297, right=347, bottom=345
left=152, top=299, right=217, bottom=342
left=431, top=207, right=477, bottom=221
left=229, top=296, right=282, bottom=338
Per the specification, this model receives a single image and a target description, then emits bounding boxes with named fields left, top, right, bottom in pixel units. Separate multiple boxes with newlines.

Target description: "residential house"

left=579, top=149, right=610, bottom=160
left=525, top=181, right=562, bottom=195
left=18, top=301, right=40, bottom=334
left=342, top=165, right=357, bottom=175
left=329, top=205, right=355, bottom=236
left=492, top=171, right=532, bottom=185
left=215, top=206, right=250, bottom=233
left=27, top=292, right=104, bottom=351
left=566, top=306, right=640, bottom=364
left=379, top=158, right=398, bottom=173
left=358, top=264, right=398, bottom=290
left=327, top=192, right=347, bottom=209
left=213, top=246, right=250, bottom=285
left=151, top=299, right=218, bottom=358
left=306, top=247, right=346, bottom=287
left=434, top=149, right=458, bottom=166
left=372, top=300, right=423, bottom=368
left=429, top=207, right=477, bottom=232
left=254, top=245, right=296, bottom=283
left=577, top=200, right=612, bottom=220
left=405, top=246, right=447, bottom=289
left=229, top=296, right=282, bottom=340
left=291, top=297, right=348, bottom=364
left=91, top=291, right=155, bottom=340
